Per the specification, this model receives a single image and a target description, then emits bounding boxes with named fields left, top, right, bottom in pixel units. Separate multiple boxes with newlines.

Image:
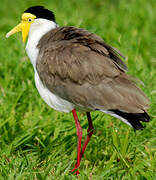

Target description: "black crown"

left=24, top=6, right=55, bottom=22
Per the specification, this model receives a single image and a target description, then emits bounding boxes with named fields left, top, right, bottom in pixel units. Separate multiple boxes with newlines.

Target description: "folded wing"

left=36, top=27, right=149, bottom=113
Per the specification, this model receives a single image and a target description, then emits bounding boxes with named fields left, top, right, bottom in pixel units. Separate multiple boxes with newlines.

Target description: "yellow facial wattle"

left=6, top=13, right=36, bottom=42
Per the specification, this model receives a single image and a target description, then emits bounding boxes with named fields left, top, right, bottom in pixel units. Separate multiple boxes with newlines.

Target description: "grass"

left=0, top=0, right=156, bottom=179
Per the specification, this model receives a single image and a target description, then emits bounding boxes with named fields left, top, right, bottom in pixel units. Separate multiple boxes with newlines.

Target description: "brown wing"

left=36, top=27, right=149, bottom=113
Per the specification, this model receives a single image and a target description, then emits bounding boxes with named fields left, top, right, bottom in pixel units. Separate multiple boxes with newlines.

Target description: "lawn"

left=0, top=0, right=156, bottom=179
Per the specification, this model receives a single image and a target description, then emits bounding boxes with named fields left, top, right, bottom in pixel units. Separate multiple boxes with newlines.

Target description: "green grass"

left=0, top=0, right=156, bottom=179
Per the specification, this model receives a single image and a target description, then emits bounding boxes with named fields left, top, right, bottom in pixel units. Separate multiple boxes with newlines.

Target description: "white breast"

left=26, top=18, right=75, bottom=112
left=35, top=71, right=74, bottom=112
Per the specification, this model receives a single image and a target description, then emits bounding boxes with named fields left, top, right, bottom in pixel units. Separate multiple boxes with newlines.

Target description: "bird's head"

left=6, top=6, right=56, bottom=43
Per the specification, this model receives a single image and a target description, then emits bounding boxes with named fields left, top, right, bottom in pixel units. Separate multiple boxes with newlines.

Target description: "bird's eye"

left=28, top=18, right=32, bottom=22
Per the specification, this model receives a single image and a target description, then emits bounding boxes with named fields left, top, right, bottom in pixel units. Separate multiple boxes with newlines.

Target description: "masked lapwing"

left=6, top=6, right=150, bottom=175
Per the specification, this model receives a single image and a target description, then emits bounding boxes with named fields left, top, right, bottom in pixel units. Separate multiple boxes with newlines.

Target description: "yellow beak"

left=6, top=21, right=31, bottom=43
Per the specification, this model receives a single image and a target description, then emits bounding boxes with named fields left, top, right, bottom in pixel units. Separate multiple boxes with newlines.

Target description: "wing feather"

left=36, top=27, right=149, bottom=112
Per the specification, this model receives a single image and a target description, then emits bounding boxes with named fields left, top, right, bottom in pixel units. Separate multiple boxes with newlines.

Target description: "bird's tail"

left=100, top=109, right=150, bottom=130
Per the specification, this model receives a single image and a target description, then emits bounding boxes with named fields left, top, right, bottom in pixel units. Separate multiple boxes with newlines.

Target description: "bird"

left=6, top=6, right=150, bottom=175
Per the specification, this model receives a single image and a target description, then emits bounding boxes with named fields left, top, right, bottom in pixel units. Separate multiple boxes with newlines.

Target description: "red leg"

left=71, top=109, right=82, bottom=175
left=80, top=112, right=94, bottom=159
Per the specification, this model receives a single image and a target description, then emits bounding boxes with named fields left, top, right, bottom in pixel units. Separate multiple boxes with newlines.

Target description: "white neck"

left=25, top=18, right=57, bottom=69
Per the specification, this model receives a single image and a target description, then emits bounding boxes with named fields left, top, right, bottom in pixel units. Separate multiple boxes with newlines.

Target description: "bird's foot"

left=71, top=166, right=80, bottom=175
